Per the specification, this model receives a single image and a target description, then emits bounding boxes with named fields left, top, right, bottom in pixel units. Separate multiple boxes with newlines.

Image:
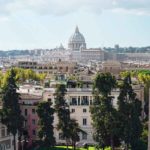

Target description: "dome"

left=69, top=26, right=85, bottom=43
left=68, top=26, right=86, bottom=51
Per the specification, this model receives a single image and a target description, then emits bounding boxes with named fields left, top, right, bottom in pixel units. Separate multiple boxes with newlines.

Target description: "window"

left=83, top=118, right=87, bottom=126
left=71, top=109, right=75, bottom=113
left=32, top=119, right=36, bottom=125
left=83, top=109, right=87, bottom=113
left=47, top=98, right=51, bottom=102
left=82, top=133, right=87, bottom=140
left=25, top=109, right=28, bottom=116
left=32, top=109, right=35, bottom=114
left=32, top=130, right=36, bottom=136
left=81, top=96, right=89, bottom=105
left=71, top=97, right=77, bottom=105
left=59, top=133, right=64, bottom=140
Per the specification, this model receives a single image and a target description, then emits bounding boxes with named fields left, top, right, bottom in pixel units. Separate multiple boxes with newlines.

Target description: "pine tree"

left=118, top=75, right=142, bottom=150
left=0, top=68, right=24, bottom=150
left=37, top=101, right=55, bottom=147
left=90, top=73, right=119, bottom=150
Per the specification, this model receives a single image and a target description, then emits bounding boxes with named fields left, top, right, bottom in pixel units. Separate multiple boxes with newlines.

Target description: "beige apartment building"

left=42, top=83, right=144, bottom=144
left=17, top=60, right=77, bottom=75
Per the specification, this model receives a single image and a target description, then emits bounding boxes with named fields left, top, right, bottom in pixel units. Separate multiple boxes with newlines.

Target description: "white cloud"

left=0, top=0, right=150, bottom=16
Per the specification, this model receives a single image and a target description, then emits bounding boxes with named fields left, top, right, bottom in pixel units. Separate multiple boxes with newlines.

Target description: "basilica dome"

left=68, top=26, right=86, bottom=51
left=69, top=26, right=85, bottom=43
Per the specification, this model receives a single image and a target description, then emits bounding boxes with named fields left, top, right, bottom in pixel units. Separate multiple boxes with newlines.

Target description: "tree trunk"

left=73, top=141, right=76, bottom=150
left=13, top=134, right=16, bottom=150
left=110, top=135, right=114, bottom=150
left=66, top=139, right=68, bottom=150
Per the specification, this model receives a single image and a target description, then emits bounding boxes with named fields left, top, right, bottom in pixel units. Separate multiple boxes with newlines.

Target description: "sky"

left=0, top=0, right=150, bottom=50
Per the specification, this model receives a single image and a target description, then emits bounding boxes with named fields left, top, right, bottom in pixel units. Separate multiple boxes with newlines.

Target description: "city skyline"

left=0, top=0, right=150, bottom=50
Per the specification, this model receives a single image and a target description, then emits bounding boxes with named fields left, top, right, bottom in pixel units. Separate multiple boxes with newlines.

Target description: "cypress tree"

left=118, top=75, right=142, bottom=150
left=90, top=73, right=119, bottom=150
left=54, top=84, right=70, bottom=148
left=37, top=101, right=55, bottom=147
left=1, top=68, right=24, bottom=150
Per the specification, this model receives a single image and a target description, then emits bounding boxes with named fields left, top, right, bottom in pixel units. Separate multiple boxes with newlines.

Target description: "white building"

left=0, top=119, right=18, bottom=150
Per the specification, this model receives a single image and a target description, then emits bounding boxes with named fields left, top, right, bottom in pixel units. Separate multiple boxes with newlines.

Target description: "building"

left=101, top=60, right=122, bottom=75
left=19, top=93, right=42, bottom=146
left=0, top=122, right=16, bottom=150
left=68, top=26, right=106, bottom=63
left=17, top=60, right=77, bottom=75
left=0, top=106, right=18, bottom=150
left=42, top=81, right=145, bottom=144
left=18, top=79, right=145, bottom=146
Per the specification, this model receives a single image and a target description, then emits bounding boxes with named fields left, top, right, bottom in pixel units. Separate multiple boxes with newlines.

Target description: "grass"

left=37, top=146, right=111, bottom=150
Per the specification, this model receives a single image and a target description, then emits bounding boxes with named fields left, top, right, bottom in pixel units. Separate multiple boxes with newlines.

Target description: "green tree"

left=54, top=84, right=86, bottom=150
left=36, top=101, right=55, bottom=147
left=91, top=73, right=119, bottom=150
left=54, top=84, right=71, bottom=149
left=0, top=68, right=24, bottom=150
left=69, top=119, right=86, bottom=150
left=118, top=75, right=142, bottom=150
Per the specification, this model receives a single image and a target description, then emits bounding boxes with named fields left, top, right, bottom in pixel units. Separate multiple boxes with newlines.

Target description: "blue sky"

left=0, top=0, right=150, bottom=50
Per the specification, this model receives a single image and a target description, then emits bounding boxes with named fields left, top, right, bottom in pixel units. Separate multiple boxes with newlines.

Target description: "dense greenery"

left=54, top=84, right=85, bottom=150
left=54, top=84, right=70, bottom=149
left=91, top=73, right=119, bottom=150
left=37, top=101, right=55, bottom=147
left=0, top=69, right=24, bottom=150
left=91, top=72, right=145, bottom=150
left=0, top=68, right=46, bottom=88
left=118, top=75, right=143, bottom=150
left=121, top=70, right=150, bottom=120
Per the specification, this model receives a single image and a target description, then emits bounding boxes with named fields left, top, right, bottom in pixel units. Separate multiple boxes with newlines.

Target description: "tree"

left=118, top=75, right=142, bottom=150
left=90, top=73, right=119, bottom=150
left=0, top=68, right=24, bottom=150
left=55, top=84, right=86, bottom=150
left=54, top=84, right=70, bottom=148
left=69, top=119, right=86, bottom=150
left=36, top=101, right=55, bottom=147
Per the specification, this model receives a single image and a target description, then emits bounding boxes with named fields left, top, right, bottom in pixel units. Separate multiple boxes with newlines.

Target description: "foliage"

left=93, top=72, right=116, bottom=96
left=55, top=84, right=85, bottom=150
left=0, top=68, right=46, bottom=88
left=37, top=101, right=55, bottom=147
left=68, top=119, right=86, bottom=150
left=54, top=84, right=70, bottom=146
left=120, top=69, right=150, bottom=120
left=91, top=73, right=119, bottom=150
left=0, top=68, right=24, bottom=150
left=117, top=75, right=142, bottom=150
